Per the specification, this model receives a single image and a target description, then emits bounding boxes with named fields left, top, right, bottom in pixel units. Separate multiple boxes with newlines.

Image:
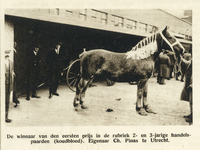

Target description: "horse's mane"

left=126, top=32, right=158, bottom=60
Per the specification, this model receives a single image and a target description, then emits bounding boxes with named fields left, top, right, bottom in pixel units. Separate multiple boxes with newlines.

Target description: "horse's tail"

left=79, top=48, right=87, bottom=58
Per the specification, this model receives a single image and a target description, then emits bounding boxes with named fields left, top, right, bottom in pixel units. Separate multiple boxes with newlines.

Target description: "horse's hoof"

left=73, top=99, right=79, bottom=107
left=73, top=103, right=79, bottom=108
left=137, top=108, right=148, bottom=116
left=146, top=108, right=156, bottom=114
left=81, top=105, right=88, bottom=109
left=144, top=105, right=156, bottom=114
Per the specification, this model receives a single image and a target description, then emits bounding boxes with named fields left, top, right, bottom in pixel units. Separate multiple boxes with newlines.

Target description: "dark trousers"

left=26, top=71, right=39, bottom=98
left=5, top=83, right=10, bottom=120
left=169, top=66, right=174, bottom=78
left=48, top=70, right=61, bottom=95
left=13, top=78, right=19, bottom=103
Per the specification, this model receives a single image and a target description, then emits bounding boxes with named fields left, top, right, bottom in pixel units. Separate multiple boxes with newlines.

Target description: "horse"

left=73, top=26, right=185, bottom=116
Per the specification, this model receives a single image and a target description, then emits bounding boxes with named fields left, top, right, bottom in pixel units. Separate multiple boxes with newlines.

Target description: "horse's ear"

left=163, top=26, right=169, bottom=35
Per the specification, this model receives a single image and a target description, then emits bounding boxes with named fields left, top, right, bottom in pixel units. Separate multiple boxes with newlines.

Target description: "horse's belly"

left=105, top=70, right=150, bottom=82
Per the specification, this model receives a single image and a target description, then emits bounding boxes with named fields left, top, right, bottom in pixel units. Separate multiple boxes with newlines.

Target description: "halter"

left=159, top=31, right=185, bottom=56
left=159, top=31, right=185, bottom=76
left=173, top=56, right=183, bottom=75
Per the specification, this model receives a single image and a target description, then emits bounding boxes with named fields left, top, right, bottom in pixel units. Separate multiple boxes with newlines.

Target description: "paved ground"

left=6, top=76, right=190, bottom=126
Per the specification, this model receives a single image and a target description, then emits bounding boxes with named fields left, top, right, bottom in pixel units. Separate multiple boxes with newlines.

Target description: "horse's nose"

left=177, top=43, right=185, bottom=54
left=181, top=47, right=185, bottom=54
left=180, top=43, right=185, bottom=54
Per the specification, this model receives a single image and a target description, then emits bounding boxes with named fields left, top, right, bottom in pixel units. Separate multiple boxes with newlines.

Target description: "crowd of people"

left=5, top=44, right=192, bottom=124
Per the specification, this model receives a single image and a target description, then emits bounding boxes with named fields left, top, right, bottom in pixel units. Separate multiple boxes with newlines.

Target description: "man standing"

left=26, top=44, right=41, bottom=100
left=5, top=50, right=12, bottom=123
left=180, top=52, right=192, bottom=82
left=13, top=42, right=20, bottom=106
left=181, top=60, right=192, bottom=124
left=157, top=50, right=171, bottom=84
left=166, top=50, right=176, bottom=79
left=46, top=42, right=63, bottom=99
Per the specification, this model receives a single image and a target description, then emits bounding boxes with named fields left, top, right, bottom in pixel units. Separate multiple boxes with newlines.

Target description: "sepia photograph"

left=4, top=9, right=192, bottom=126
left=1, top=1, right=200, bottom=149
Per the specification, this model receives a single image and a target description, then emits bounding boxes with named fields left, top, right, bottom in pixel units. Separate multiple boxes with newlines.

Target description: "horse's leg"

left=79, top=77, right=95, bottom=109
left=175, top=65, right=179, bottom=81
left=181, top=73, right=184, bottom=82
left=75, top=68, right=102, bottom=110
left=169, top=66, right=172, bottom=78
left=143, top=81, right=148, bottom=107
left=136, top=80, right=147, bottom=116
left=74, top=77, right=85, bottom=110
left=143, top=81, right=156, bottom=114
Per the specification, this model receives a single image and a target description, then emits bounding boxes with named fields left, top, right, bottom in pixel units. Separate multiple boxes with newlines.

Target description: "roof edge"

left=158, top=9, right=192, bottom=25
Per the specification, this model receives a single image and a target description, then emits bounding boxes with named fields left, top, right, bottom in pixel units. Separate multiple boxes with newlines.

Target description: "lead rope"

left=173, top=56, right=183, bottom=76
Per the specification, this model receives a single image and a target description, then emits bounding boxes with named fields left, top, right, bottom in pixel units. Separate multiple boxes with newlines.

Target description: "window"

left=126, top=19, right=136, bottom=29
left=139, top=23, right=147, bottom=32
left=152, top=26, right=158, bottom=33
left=91, top=9, right=107, bottom=24
left=111, top=15, right=124, bottom=27
left=148, top=25, right=153, bottom=33
left=101, top=12, right=107, bottom=24
left=56, top=8, right=60, bottom=15
left=118, top=17, right=123, bottom=27
left=65, top=10, right=72, bottom=17
left=79, top=9, right=87, bottom=20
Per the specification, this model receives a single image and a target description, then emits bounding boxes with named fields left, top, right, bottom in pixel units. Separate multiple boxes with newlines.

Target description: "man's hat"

left=35, top=44, right=41, bottom=48
left=5, top=50, right=11, bottom=58
left=57, top=42, right=62, bottom=45
left=5, top=50, right=11, bottom=54
left=5, top=55, right=9, bottom=58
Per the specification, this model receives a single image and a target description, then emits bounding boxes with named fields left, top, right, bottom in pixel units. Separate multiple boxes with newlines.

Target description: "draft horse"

left=73, top=26, right=185, bottom=116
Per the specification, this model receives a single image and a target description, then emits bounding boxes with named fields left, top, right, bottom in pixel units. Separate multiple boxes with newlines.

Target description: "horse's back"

left=80, top=49, right=154, bottom=81
left=80, top=49, right=125, bottom=78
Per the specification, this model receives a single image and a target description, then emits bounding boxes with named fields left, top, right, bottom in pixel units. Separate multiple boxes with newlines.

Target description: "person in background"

left=46, top=42, right=63, bottom=99
left=180, top=52, right=192, bottom=82
left=5, top=50, right=12, bottom=123
left=13, top=42, right=20, bottom=106
left=166, top=50, right=176, bottom=79
left=157, top=49, right=171, bottom=84
left=26, top=44, right=42, bottom=100
left=180, top=59, right=192, bottom=124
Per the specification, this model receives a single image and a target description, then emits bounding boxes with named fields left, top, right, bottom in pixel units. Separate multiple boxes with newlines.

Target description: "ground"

left=6, top=76, right=190, bottom=126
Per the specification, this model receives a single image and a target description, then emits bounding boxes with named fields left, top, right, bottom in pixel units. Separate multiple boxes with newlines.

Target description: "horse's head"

left=160, top=26, right=185, bottom=56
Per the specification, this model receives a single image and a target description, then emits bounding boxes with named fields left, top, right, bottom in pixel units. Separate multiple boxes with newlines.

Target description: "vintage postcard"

left=1, top=0, right=200, bottom=150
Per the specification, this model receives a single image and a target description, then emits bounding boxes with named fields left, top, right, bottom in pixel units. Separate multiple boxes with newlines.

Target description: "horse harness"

left=159, top=31, right=185, bottom=76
